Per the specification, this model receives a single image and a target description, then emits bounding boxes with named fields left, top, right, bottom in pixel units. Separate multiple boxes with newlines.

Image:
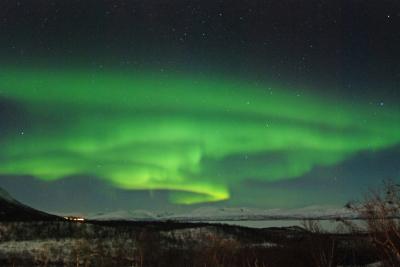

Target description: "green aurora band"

left=0, top=68, right=399, bottom=204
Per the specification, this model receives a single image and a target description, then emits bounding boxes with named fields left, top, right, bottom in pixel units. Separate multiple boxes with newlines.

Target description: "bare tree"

left=350, top=180, right=400, bottom=266
left=302, top=220, right=336, bottom=267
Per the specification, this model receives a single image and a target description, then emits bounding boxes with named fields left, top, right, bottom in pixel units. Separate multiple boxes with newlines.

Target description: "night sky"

left=0, top=0, right=399, bottom=214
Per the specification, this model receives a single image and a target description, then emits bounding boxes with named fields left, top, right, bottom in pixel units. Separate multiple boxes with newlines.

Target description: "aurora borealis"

left=0, top=0, right=399, bottom=213
left=0, top=67, right=399, bottom=205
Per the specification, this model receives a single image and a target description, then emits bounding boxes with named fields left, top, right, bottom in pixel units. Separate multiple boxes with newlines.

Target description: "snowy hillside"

left=87, top=210, right=157, bottom=221
left=165, top=206, right=357, bottom=221
left=86, top=205, right=357, bottom=222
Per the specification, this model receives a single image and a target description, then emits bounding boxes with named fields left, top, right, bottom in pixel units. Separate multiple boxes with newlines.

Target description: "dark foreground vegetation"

left=0, top=181, right=399, bottom=266
left=0, top=219, right=379, bottom=267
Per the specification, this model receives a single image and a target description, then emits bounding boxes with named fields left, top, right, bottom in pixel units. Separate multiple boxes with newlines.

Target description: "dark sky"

left=0, top=0, right=399, bottom=214
left=1, top=0, right=400, bottom=90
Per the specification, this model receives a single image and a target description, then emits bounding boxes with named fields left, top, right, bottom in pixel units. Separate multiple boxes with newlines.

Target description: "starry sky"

left=0, top=0, right=399, bottom=214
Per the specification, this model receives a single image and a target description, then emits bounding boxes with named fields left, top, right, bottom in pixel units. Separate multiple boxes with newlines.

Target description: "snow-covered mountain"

left=164, top=206, right=357, bottom=221
left=85, top=205, right=357, bottom=222
left=87, top=210, right=157, bottom=221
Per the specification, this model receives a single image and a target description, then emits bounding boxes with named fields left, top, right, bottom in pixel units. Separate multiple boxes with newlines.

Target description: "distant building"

left=63, top=216, right=85, bottom=222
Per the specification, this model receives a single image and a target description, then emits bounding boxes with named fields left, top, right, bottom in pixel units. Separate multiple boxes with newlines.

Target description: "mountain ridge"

left=0, top=187, right=62, bottom=221
left=85, top=205, right=357, bottom=222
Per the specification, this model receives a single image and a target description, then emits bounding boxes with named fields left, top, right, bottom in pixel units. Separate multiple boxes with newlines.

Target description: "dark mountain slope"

left=0, top=187, right=62, bottom=221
